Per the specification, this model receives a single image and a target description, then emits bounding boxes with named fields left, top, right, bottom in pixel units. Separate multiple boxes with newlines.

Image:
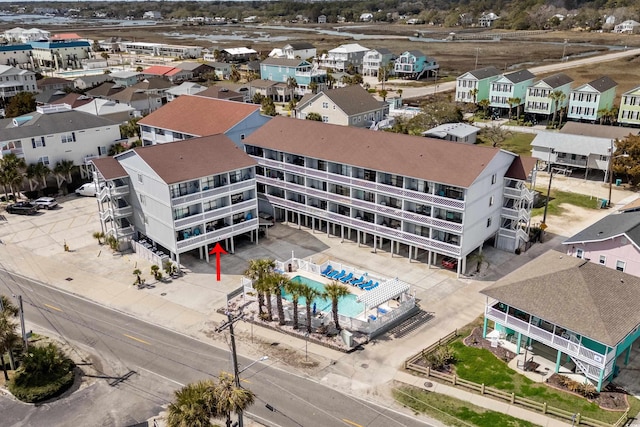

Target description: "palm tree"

left=229, top=65, right=241, bottom=83
left=548, top=90, right=564, bottom=128
left=309, top=81, right=318, bottom=94
left=28, top=162, right=50, bottom=189
left=286, top=76, right=298, bottom=99
left=244, top=259, right=275, bottom=317
left=215, top=373, right=255, bottom=427
left=299, top=284, right=321, bottom=334
left=378, top=89, right=388, bottom=101
left=1, top=295, right=19, bottom=317
left=167, top=379, right=219, bottom=427
left=469, top=88, right=479, bottom=104
left=53, top=160, right=74, bottom=190
left=92, top=231, right=105, bottom=245
left=322, top=281, right=350, bottom=331
left=478, top=99, right=490, bottom=118
left=506, top=97, right=517, bottom=120
left=0, top=312, right=19, bottom=380
left=268, top=273, right=290, bottom=326
left=0, top=153, right=26, bottom=201
left=513, top=97, right=522, bottom=122
left=25, top=164, right=42, bottom=192
left=284, top=280, right=303, bottom=329
left=132, top=268, right=143, bottom=285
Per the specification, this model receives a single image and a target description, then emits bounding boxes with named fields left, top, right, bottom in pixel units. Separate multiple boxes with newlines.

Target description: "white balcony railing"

left=171, top=180, right=254, bottom=207
left=485, top=306, right=607, bottom=369
left=176, top=218, right=258, bottom=251
left=258, top=175, right=463, bottom=233
left=265, top=194, right=461, bottom=256
left=256, top=158, right=465, bottom=210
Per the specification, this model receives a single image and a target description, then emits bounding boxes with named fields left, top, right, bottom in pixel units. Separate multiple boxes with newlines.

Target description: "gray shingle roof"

left=503, top=69, right=535, bottom=84
left=286, top=42, right=315, bottom=50
left=303, top=85, right=385, bottom=116
left=539, top=73, right=573, bottom=88
left=0, top=110, right=117, bottom=139
left=585, top=76, right=617, bottom=93
left=559, top=122, right=638, bottom=140
left=563, top=212, right=640, bottom=246
left=467, top=66, right=501, bottom=80
left=481, top=250, right=640, bottom=347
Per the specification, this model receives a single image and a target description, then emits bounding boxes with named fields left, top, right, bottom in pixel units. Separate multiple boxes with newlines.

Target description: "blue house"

left=393, top=50, right=439, bottom=80
left=482, top=250, right=640, bottom=392
left=260, top=57, right=327, bottom=96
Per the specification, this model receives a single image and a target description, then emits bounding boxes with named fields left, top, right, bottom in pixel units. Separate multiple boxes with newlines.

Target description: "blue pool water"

left=282, top=275, right=365, bottom=318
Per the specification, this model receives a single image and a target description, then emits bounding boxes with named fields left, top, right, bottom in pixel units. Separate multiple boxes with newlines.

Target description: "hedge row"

left=9, top=368, right=75, bottom=403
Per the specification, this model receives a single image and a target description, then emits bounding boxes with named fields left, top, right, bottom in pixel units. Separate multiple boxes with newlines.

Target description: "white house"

left=479, top=12, right=499, bottom=27
left=30, top=39, right=92, bottom=70
left=3, top=27, right=50, bottom=43
left=318, top=43, right=370, bottom=73
left=0, top=104, right=122, bottom=167
left=91, top=135, right=259, bottom=263
left=360, top=13, right=374, bottom=22
left=244, top=116, right=537, bottom=275
left=143, top=11, right=162, bottom=20
left=0, top=65, right=38, bottom=100
left=282, top=42, right=316, bottom=60
left=165, top=82, right=207, bottom=101
left=362, top=48, right=394, bottom=77
left=614, top=20, right=640, bottom=33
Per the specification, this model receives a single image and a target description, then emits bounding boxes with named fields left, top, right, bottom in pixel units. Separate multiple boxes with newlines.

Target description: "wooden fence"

left=404, top=335, right=629, bottom=427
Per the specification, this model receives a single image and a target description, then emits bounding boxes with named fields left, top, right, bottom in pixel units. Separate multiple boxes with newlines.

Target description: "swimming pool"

left=282, top=275, right=364, bottom=318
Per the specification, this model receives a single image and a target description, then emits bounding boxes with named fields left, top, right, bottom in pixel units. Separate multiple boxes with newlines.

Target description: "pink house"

left=563, top=212, right=640, bottom=276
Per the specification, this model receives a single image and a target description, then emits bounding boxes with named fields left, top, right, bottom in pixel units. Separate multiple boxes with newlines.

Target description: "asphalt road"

left=0, top=269, right=434, bottom=427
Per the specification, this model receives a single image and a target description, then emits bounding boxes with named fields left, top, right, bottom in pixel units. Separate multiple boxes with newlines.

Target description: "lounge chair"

left=349, top=275, right=365, bottom=286
left=332, top=270, right=347, bottom=280
left=368, top=315, right=377, bottom=321
left=339, top=272, right=354, bottom=283
left=320, top=265, right=333, bottom=277
left=377, top=307, right=388, bottom=315
left=358, top=280, right=373, bottom=289
left=363, top=282, right=379, bottom=291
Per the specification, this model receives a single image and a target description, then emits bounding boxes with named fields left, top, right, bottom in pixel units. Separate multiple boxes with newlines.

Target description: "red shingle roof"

left=128, top=135, right=256, bottom=184
left=92, top=157, right=127, bottom=180
left=245, top=116, right=505, bottom=188
left=143, top=65, right=176, bottom=76
left=138, top=95, right=260, bottom=137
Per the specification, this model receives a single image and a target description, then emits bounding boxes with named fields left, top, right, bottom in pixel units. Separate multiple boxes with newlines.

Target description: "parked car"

left=441, top=257, right=458, bottom=270
left=6, top=201, right=38, bottom=215
left=34, top=197, right=58, bottom=210
left=75, top=182, right=102, bottom=197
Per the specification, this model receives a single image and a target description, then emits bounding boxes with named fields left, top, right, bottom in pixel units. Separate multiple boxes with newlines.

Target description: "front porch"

left=484, top=302, right=614, bottom=391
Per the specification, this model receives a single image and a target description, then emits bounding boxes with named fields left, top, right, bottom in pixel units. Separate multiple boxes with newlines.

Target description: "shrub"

left=8, top=343, right=75, bottom=403
left=556, top=375, right=599, bottom=399
left=423, top=345, right=457, bottom=370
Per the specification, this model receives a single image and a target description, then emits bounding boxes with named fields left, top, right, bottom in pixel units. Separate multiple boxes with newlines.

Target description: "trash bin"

left=616, top=178, right=622, bottom=186
left=288, top=263, right=292, bottom=273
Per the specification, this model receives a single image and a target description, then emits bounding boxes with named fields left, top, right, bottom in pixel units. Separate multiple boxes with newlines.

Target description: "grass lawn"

left=477, top=132, right=535, bottom=156
left=531, top=187, right=602, bottom=217
left=393, top=385, right=540, bottom=427
left=443, top=340, right=631, bottom=424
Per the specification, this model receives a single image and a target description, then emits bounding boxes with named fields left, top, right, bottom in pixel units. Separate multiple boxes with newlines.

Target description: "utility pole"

left=215, top=312, right=245, bottom=427
left=18, top=295, right=28, bottom=351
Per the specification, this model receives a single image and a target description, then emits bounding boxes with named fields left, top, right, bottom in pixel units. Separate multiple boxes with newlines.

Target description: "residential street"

left=0, top=269, right=437, bottom=427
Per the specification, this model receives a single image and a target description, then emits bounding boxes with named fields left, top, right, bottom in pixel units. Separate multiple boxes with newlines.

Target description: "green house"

left=618, top=85, right=640, bottom=126
left=481, top=250, right=640, bottom=392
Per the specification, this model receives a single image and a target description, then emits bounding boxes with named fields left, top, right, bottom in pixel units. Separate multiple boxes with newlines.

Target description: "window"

left=138, top=174, right=143, bottom=183
left=322, top=102, right=328, bottom=109
left=616, top=260, right=626, bottom=272
left=491, top=174, right=496, bottom=184
left=322, top=116, right=328, bottom=123
left=31, top=137, right=45, bottom=148
left=240, top=134, right=245, bottom=140
left=61, top=132, right=76, bottom=143
left=38, top=156, right=50, bottom=165
left=599, top=255, right=606, bottom=265
left=576, top=249, right=583, bottom=258
left=487, top=217, right=492, bottom=227
left=489, top=196, right=494, bottom=206
left=140, top=194, right=146, bottom=205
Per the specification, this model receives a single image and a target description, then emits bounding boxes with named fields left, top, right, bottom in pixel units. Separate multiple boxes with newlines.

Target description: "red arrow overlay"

left=209, top=243, right=228, bottom=281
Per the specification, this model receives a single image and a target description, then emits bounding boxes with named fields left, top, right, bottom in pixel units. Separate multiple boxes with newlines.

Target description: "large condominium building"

left=91, top=135, right=259, bottom=264
left=244, top=117, right=536, bottom=275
